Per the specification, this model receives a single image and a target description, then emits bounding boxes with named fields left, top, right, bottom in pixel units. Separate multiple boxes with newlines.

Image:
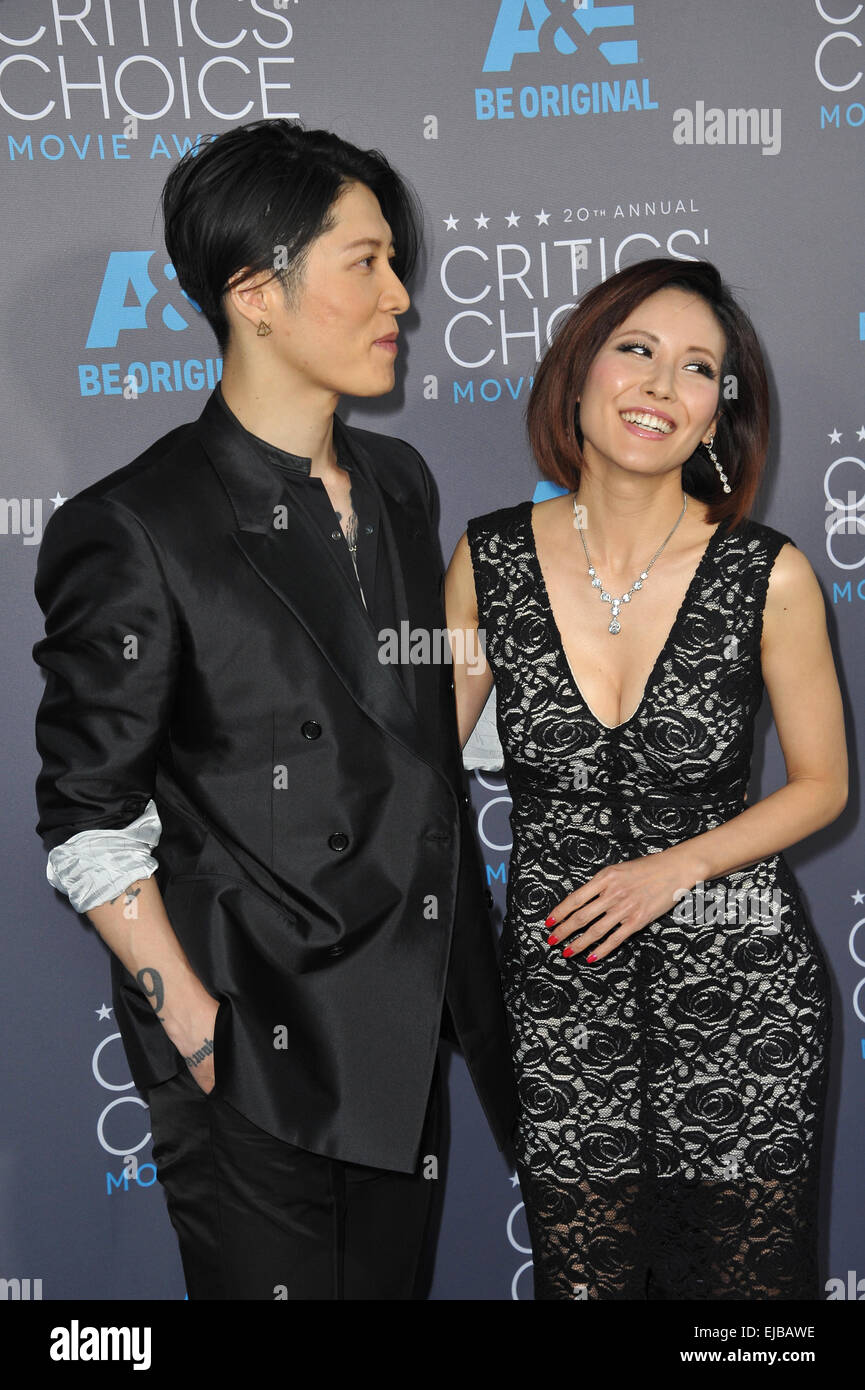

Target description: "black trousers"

left=145, top=1059, right=443, bottom=1300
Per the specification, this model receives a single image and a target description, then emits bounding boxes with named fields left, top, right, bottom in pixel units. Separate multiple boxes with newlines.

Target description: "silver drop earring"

left=705, top=434, right=731, bottom=493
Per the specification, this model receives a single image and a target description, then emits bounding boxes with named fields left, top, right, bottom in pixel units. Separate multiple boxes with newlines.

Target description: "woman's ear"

left=703, top=408, right=722, bottom=446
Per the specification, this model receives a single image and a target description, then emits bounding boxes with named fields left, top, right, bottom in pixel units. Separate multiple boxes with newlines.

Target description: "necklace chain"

left=573, top=493, right=688, bottom=635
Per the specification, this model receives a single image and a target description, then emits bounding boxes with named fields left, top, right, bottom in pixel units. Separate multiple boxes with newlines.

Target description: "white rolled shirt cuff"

left=46, top=799, right=162, bottom=914
left=462, top=686, right=505, bottom=772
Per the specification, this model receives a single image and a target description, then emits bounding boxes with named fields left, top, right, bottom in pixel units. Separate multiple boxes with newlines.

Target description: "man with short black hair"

left=33, top=120, right=516, bottom=1300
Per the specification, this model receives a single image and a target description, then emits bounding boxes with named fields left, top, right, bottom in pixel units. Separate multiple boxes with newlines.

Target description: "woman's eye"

left=618, top=342, right=716, bottom=379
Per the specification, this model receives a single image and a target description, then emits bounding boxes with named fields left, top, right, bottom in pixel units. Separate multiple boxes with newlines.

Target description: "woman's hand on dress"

left=545, top=848, right=700, bottom=962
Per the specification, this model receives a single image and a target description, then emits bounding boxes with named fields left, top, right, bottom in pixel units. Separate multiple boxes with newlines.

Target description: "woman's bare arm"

left=673, top=540, right=848, bottom=883
left=444, top=532, right=493, bottom=747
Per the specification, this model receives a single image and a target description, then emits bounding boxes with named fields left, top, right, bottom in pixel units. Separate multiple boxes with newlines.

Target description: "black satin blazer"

left=33, top=389, right=517, bottom=1171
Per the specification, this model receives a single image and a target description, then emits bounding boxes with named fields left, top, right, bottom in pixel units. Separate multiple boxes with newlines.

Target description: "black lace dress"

left=467, top=503, right=831, bottom=1301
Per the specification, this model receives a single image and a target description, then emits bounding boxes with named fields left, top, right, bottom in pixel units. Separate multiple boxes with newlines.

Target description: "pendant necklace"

left=573, top=492, right=688, bottom=635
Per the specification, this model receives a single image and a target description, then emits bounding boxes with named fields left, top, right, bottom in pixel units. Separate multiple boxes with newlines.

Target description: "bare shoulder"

left=447, top=528, right=471, bottom=573
left=530, top=492, right=572, bottom=536
left=765, top=540, right=824, bottom=609
left=763, top=539, right=827, bottom=641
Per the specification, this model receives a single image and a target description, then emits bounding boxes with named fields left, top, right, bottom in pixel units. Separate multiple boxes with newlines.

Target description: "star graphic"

left=510, top=1170, right=521, bottom=1188
left=853, top=890, right=865, bottom=905
left=474, top=213, right=490, bottom=229
left=443, top=214, right=459, bottom=231
left=50, top=492, right=67, bottom=510
left=95, top=1003, right=113, bottom=1020
left=535, top=209, right=550, bottom=226
left=505, top=210, right=520, bottom=227
left=828, top=428, right=842, bottom=444
left=857, top=427, right=865, bottom=441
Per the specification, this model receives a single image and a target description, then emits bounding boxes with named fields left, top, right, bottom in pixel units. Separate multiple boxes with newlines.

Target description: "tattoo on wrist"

left=184, top=1038, right=214, bottom=1069
left=136, top=967, right=164, bottom=1020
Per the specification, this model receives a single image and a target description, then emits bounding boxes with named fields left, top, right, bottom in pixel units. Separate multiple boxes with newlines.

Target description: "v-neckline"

left=525, top=501, right=724, bottom=733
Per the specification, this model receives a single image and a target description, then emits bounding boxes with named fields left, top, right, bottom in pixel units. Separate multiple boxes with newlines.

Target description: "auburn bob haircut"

left=526, top=258, right=769, bottom=531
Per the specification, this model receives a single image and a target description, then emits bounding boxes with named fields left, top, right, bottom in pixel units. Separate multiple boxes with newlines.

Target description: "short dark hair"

left=161, top=119, right=422, bottom=351
left=526, top=258, right=769, bottom=530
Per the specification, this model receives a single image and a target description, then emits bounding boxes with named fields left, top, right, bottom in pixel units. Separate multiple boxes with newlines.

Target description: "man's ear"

left=224, top=268, right=277, bottom=334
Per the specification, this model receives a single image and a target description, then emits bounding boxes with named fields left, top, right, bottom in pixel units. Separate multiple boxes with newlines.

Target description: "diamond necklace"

left=573, top=492, right=688, bottom=635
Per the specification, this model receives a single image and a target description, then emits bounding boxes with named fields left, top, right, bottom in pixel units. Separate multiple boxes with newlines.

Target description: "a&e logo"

left=483, top=0, right=639, bottom=74
left=477, top=0, right=653, bottom=123
left=79, top=252, right=222, bottom=401
left=86, top=252, right=195, bottom=349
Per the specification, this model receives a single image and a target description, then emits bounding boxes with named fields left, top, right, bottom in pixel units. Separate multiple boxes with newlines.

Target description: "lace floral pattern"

left=468, top=503, right=831, bottom=1301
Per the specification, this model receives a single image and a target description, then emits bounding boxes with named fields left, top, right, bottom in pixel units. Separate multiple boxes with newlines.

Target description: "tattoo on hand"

left=184, top=1038, right=214, bottom=1069
left=136, top=967, right=164, bottom=1019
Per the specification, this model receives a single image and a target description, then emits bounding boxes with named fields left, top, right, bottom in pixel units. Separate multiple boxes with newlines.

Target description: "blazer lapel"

left=344, top=423, right=454, bottom=768
left=192, top=391, right=425, bottom=762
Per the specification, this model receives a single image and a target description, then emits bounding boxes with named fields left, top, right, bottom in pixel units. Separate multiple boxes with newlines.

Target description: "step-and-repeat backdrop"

left=1, top=0, right=862, bottom=1301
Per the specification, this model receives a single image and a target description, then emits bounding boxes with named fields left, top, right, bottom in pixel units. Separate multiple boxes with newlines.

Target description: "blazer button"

left=485, top=889, right=494, bottom=909
left=328, top=833, right=349, bottom=852
left=301, top=720, right=322, bottom=740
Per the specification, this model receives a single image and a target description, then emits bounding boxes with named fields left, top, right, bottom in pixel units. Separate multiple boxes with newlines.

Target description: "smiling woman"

left=526, top=257, right=768, bottom=531
left=445, top=256, right=847, bottom=1302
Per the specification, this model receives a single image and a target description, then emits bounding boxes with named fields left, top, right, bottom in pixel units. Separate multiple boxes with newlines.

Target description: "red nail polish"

left=547, top=933, right=558, bottom=945
left=587, top=953, right=597, bottom=963
left=562, top=946, right=574, bottom=957
left=545, top=915, right=556, bottom=926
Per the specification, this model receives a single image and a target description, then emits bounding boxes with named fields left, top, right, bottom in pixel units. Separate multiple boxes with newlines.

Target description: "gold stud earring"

left=256, top=320, right=272, bottom=337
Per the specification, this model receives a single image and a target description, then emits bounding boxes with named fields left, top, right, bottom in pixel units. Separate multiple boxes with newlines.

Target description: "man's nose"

left=382, top=263, right=410, bottom=314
